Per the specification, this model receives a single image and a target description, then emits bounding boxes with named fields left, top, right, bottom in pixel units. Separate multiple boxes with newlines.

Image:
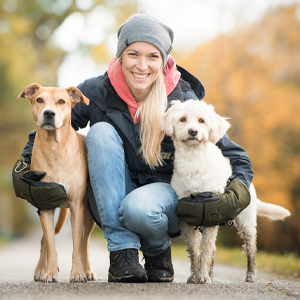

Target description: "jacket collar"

left=101, top=74, right=130, bottom=113
left=177, top=65, right=205, bottom=99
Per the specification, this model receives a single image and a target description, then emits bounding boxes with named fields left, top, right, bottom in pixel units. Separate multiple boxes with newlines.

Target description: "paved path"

left=0, top=221, right=299, bottom=300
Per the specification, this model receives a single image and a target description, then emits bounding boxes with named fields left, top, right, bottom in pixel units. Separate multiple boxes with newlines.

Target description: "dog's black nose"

left=44, top=110, right=55, bottom=119
left=188, top=128, right=198, bottom=137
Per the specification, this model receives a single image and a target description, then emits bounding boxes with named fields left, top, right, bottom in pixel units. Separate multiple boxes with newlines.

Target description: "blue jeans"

left=86, top=122, right=181, bottom=256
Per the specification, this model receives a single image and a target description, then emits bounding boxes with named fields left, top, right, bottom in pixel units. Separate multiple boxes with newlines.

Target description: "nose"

left=136, top=57, right=147, bottom=71
left=44, top=110, right=55, bottom=119
left=188, top=128, right=198, bottom=137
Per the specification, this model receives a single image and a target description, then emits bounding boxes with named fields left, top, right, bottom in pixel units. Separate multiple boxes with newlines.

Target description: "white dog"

left=161, top=99, right=290, bottom=284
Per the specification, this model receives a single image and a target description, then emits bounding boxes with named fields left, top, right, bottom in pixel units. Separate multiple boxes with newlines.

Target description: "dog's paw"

left=246, top=271, right=256, bottom=283
left=187, top=274, right=199, bottom=284
left=34, top=267, right=47, bottom=281
left=70, top=272, right=87, bottom=283
left=198, top=276, right=212, bottom=284
left=85, top=270, right=97, bottom=281
left=36, top=273, right=58, bottom=283
left=34, top=271, right=44, bottom=282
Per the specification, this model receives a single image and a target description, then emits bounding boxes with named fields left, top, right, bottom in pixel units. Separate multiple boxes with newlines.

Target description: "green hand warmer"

left=12, top=156, right=67, bottom=210
left=176, top=178, right=251, bottom=227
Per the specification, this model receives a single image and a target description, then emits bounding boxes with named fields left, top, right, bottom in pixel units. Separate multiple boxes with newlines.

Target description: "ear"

left=160, top=100, right=182, bottom=136
left=65, top=86, right=90, bottom=107
left=209, top=111, right=231, bottom=143
left=18, top=83, right=42, bottom=102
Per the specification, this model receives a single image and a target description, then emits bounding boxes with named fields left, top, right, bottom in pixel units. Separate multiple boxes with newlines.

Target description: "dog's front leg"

left=70, top=202, right=86, bottom=282
left=38, top=209, right=58, bottom=282
left=34, top=234, right=47, bottom=281
left=82, top=199, right=96, bottom=281
left=181, top=222, right=202, bottom=283
left=199, top=226, right=219, bottom=284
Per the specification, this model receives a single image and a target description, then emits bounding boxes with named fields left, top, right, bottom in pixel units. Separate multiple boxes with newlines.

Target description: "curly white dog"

left=161, top=99, right=290, bottom=284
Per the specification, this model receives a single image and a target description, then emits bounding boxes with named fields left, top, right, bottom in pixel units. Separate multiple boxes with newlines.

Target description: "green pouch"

left=12, top=157, right=67, bottom=210
left=176, top=178, right=251, bottom=227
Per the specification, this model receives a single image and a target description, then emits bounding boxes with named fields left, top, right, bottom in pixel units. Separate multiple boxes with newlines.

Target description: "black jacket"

left=22, top=65, right=253, bottom=187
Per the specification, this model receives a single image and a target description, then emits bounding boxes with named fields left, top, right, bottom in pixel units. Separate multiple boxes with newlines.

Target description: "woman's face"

left=121, top=41, right=163, bottom=103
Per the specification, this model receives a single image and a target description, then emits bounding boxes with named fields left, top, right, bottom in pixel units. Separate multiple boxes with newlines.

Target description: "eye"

left=199, top=118, right=205, bottom=123
left=180, top=117, right=187, bottom=122
left=36, top=98, right=43, bottom=103
left=58, top=99, right=65, bottom=104
left=128, top=52, right=137, bottom=57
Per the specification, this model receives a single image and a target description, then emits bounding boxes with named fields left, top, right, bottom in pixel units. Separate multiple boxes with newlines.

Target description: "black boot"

left=108, top=248, right=148, bottom=283
left=143, top=246, right=174, bottom=282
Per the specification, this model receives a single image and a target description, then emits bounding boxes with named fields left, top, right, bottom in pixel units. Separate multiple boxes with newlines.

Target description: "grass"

left=171, top=243, right=300, bottom=280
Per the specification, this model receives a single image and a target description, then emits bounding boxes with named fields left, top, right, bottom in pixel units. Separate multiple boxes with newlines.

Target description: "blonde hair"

left=112, top=59, right=168, bottom=169
left=135, top=71, right=168, bottom=169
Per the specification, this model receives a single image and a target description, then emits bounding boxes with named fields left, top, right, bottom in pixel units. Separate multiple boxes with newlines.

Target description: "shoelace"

left=115, top=249, right=139, bottom=265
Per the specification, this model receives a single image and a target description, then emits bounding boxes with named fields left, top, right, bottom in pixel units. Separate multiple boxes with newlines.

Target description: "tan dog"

left=18, top=84, right=96, bottom=283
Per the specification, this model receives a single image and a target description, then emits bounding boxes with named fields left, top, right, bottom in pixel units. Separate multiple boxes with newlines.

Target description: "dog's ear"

left=161, top=100, right=182, bottom=136
left=66, top=87, right=90, bottom=107
left=209, top=109, right=231, bottom=143
left=18, top=83, right=41, bottom=102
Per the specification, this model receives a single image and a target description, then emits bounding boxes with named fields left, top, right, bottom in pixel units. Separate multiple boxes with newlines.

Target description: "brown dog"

left=18, top=84, right=96, bottom=283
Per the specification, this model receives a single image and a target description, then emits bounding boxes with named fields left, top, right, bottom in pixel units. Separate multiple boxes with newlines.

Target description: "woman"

left=13, top=9, right=253, bottom=283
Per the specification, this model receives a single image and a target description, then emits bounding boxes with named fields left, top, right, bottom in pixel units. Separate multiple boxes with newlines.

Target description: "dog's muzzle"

left=41, top=110, right=56, bottom=129
left=44, top=110, right=55, bottom=119
left=188, top=128, right=198, bottom=137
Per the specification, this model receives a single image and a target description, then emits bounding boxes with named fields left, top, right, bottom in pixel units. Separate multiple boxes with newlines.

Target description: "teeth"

left=133, top=73, right=148, bottom=79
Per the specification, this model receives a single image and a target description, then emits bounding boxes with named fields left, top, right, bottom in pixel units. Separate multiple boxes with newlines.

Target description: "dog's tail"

left=55, top=208, right=69, bottom=234
left=256, top=199, right=291, bottom=221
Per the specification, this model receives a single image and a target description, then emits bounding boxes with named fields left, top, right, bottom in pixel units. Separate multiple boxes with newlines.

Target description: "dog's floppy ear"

left=209, top=108, right=231, bottom=143
left=18, top=83, right=41, bottom=102
left=66, top=86, right=90, bottom=107
left=161, top=100, right=182, bottom=136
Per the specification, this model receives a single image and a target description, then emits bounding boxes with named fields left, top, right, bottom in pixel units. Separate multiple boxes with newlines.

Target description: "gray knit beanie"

left=116, top=8, right=174, bottom=67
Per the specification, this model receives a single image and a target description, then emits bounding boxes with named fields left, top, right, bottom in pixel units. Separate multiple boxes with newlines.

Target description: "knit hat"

left=116, top=8, right=174, bottom=67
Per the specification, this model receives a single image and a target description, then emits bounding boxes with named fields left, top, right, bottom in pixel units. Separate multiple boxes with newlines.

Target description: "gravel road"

left=0, top=221, right=299, bottom=300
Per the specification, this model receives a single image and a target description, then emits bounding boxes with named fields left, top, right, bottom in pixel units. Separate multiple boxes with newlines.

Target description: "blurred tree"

left=0, top=0, right=138, bottom=237
left=178, top=4, right=300, bottom=254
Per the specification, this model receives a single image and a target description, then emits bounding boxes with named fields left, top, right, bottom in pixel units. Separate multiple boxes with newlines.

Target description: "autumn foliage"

left=178, top=4, right=300, bottom=254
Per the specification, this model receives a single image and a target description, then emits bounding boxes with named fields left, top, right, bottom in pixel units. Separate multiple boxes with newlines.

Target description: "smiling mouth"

left=132, top=72, right=149, bottom=79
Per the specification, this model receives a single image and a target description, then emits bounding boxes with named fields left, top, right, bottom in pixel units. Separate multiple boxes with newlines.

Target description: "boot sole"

left=147, top=273, right=174, bottom=283
left=108, top=272, right=148, bottom=283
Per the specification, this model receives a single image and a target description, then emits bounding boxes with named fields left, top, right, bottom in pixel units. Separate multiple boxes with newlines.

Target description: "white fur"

left=161, top=99, right=291, bottom=284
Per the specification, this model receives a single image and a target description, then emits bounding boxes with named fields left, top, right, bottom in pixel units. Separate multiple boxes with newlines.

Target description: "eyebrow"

left=126, top=49, right=160, bottom=55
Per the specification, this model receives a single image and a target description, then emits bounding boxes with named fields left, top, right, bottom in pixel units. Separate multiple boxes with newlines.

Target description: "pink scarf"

left=107, top=55, right=181, bottom=123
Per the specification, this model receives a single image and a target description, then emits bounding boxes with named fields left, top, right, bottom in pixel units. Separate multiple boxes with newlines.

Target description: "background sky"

left=52, top=0, right=300, bottom=88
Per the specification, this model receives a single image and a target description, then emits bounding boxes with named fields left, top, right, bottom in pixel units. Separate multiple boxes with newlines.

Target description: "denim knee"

left=86, top=122, right=122, bottom=149
left=120, top=197, right=168, bottom=239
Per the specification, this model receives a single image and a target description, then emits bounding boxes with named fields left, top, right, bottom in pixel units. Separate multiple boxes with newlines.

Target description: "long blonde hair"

left=112, top=59, right=168, bottom=170
left=135, top=71, right=168, bottom=170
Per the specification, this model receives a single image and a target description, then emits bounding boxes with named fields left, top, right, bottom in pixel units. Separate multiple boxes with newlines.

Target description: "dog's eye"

left=58, top=99, right=65, bottom=104
left=199, top=118, right=205, bottom=123
left=180, top=117, right=187, bottom=122
left=36, top=98, right=43, bottom=103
